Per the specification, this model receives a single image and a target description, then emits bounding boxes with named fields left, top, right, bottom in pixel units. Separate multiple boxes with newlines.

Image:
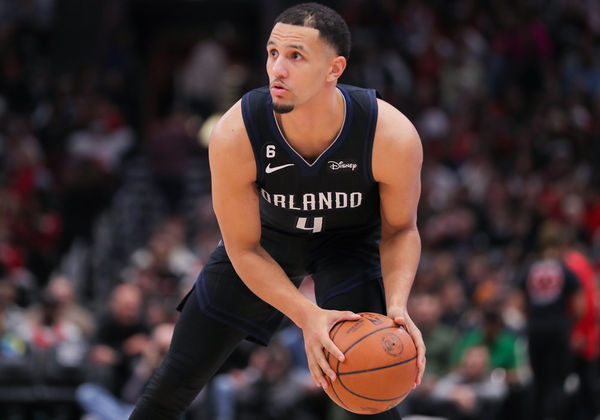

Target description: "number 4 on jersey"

left=296, top=216, right=323, bottom=233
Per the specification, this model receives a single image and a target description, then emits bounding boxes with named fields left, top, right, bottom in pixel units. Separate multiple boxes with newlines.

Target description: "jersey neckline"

left=266, top=85, right=354, bottom=171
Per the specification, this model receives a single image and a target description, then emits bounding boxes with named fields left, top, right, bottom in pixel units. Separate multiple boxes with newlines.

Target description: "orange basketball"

left=324, top=312, right=417, bottom=415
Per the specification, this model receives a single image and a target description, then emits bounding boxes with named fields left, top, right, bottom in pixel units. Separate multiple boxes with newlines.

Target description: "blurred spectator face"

left=40, top=291, right=61, bottom=325
left=248, top=346, right=270, bottom=372
left=440, top=280, right=467, bottom=314
left=147, top=219, right=185, bottom=265
left=47, top=274, right=75, bottom=306
left=0, top=279, right=16, bottom=311
left=432, top=252, right=458, bottom=279
left=466, top=254, right=489, bottom=284
left=110, top=284, right=142, bottom=325
left=410, top=293, right=442, bottom=332
left=160, top=218, right=185, bottom=246
left=461, top=346, right=490, bottom=382
left=149, top=234, right=171, bottom=265
left=263, top=342, right=291, bottom=383
left=145, top=297, right=172, bottom=327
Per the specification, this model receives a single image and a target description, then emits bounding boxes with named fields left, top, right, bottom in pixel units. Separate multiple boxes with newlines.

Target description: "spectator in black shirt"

left=86, top=283, right=150, bottom=395
left=516, top=222, right=583, bottom=420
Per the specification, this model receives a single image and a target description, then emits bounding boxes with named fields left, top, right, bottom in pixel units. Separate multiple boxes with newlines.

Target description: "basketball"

left=324, top=312, right=417, bottom=415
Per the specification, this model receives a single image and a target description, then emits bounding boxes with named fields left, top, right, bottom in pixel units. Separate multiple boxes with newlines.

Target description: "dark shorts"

left=182, top=226, right=384, bottom=345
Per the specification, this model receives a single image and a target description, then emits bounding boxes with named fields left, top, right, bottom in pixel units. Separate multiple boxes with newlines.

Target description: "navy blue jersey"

left=241, top=84, right=380, bottom=236
left=188, top=84, right=385, bottom=345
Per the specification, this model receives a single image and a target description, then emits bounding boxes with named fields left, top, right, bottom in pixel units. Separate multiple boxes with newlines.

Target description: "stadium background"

left=1, top=0, right=599, bottom=419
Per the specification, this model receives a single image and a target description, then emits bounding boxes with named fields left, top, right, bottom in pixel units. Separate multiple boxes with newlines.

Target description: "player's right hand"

left=299, top=307, right=361, bottom=390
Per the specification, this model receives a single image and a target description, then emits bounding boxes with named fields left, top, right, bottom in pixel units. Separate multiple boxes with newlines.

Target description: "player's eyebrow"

left=267, top=40, right=308, bottom=52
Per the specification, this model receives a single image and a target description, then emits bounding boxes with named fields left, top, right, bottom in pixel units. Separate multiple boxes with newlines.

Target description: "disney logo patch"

left=328, top=160, right=358, bottom=171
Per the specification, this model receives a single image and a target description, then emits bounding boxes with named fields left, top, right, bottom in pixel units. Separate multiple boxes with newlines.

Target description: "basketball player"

left=130, top=3, right=425, bottom=419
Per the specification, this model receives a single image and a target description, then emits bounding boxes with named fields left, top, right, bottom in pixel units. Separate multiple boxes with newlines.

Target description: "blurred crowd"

left=1, top=0, right=600, bottom=419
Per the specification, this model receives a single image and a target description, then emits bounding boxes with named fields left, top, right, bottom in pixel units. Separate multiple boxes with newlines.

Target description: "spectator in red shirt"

left=564, top=243, right=600, bottom=420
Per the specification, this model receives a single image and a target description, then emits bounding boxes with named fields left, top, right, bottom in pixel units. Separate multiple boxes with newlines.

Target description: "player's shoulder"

left=209, top=99, right=248, bottom=150
left=371, top=98, right=422, bottom=183
left=374, top=98, right=422, bottom=157
left=208, top=99, right=254, bottom=166
left=210, top=86, right=271, bottom=145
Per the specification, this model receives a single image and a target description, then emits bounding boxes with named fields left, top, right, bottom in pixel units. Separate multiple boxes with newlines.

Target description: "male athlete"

left=130, top=3, right=425, bottom=419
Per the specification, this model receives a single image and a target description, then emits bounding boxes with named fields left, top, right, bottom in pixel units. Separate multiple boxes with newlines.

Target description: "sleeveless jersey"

left=241, top=84, right=380, bottom=236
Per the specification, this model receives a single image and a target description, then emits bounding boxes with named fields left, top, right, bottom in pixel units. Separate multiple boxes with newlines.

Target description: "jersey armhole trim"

left=365, top=89, right=378, bottom=185
left=241, top=92, right=264, bottom=184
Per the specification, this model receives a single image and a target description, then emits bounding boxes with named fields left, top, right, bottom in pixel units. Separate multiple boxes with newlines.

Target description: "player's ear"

left=326, top=56, right=346, bottom=82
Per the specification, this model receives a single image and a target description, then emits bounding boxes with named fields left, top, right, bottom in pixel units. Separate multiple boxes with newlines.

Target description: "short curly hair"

left=274, top=2, right=351, bottom=60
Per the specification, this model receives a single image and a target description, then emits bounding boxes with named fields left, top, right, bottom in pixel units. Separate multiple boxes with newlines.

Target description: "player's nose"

left=271, top=56, right=288, bottom=78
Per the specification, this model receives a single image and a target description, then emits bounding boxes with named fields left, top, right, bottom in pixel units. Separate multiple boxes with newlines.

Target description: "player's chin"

left=271, top=101, right=295, bottom=114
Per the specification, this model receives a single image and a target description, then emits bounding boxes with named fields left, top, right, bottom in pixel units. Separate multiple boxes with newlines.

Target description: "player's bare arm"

left=372, top=98, right=426, bottom=386
left=208, top=100, right=359, bottom=390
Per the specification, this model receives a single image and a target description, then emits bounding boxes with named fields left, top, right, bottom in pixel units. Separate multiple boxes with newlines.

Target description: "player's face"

left=266, top=23, right=338, bottom=114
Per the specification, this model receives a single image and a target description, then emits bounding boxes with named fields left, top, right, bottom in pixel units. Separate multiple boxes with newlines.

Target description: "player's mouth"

left=270, top=81, right=288, bottom=96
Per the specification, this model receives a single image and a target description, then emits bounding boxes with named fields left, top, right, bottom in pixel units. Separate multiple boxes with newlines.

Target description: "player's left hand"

left=387, top=306, right=426, bottom=388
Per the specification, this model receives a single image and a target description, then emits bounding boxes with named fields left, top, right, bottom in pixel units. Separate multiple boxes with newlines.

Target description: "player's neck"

left=276, top=86, right=344, bottom=160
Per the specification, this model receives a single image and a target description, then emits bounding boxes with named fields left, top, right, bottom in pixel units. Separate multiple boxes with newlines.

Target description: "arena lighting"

left=198, top=113, right=223, bottom=147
